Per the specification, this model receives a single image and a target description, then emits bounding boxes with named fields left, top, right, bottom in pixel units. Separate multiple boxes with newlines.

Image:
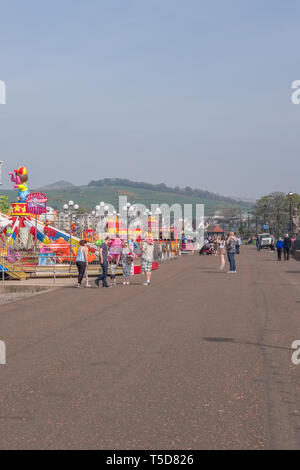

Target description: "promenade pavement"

left=0, top=247, right=300, bottom=449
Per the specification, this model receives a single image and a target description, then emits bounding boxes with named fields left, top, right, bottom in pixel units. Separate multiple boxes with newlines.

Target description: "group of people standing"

left=215, top=232, right=241, bottom=273
left=203, top=233, right=242, bottom=273
left=75, top=237, right=155, bottom=288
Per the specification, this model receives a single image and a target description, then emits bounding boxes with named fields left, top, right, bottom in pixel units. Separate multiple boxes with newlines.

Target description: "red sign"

left=26, top=193, right=48, bottom=215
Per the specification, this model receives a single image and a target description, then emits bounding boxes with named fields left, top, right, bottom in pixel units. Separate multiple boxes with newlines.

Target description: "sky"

left=0, top=0, right=300, bottom=199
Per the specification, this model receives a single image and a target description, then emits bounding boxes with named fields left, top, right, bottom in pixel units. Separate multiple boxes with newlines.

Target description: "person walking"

left=256, top=237, right=261, bottom=251
left=283, top=233, right=291, bottom=261
left=75, top=240, right=88, bottom=288
left=95, top=236, right=110, bottom=288
left=276, top=238, right=284, bottom=261
left=141, top=237, right=154, bottom=286
left=121, top=240, right=133, bottom=285
left=236, top=236, right=242, bottom=254
left=226, top=232, right=238, bottom=273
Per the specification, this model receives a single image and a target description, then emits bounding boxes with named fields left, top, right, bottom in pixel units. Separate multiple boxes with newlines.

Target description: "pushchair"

left=199, top=242, right=215, bottom=255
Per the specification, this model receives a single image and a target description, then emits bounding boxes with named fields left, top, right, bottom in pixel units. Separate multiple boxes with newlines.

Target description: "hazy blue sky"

left=0, top=0, right=300, bottom=199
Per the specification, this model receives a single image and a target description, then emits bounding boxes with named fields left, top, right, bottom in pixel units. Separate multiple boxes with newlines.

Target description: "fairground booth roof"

left=206, top=224, right=224, bottom=234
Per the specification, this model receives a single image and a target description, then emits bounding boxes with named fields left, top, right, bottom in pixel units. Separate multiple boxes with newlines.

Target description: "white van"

left=259, top=233, right=274, bottom=248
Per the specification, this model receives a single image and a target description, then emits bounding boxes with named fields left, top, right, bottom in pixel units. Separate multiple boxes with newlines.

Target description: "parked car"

left=259, top=233, right=275, bottom=249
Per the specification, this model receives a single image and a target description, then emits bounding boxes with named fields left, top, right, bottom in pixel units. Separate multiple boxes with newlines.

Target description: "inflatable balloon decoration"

left=8, top=166, right=30, bottom=202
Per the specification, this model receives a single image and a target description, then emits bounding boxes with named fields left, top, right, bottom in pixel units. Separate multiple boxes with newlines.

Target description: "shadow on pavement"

left=197, top=270, right=226, bottom=274
left=202, top=337, right=292, bottom=351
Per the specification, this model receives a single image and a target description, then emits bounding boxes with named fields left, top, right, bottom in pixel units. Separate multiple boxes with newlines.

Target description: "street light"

left=123, top=202, right=132, bottom=241
left=91, top=210, right=96, bottom=242
left=94, top=205, right=101, bottom=239
left=155, top=208, right=162, bottom=240
left=288, top=192, right=294, bottom=236
left=63, top=201, right=79, bottom=267
left=247, top=211, right=251, bottom=239
left=96, top=202, right=107, bottom=240
left=143, top=209, right=150, bottom=238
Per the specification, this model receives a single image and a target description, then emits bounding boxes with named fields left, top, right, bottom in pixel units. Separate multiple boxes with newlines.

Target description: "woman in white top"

left=75, top=240, right=89, bottom=288
left=218, top=235, right=226, bottom=270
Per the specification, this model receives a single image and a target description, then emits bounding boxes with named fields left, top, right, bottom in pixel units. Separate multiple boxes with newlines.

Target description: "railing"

left=0, top=240, right=181, bottom=284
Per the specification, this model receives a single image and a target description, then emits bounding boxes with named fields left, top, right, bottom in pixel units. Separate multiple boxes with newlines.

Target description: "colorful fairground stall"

left=0, top=166, right=180, bottom=280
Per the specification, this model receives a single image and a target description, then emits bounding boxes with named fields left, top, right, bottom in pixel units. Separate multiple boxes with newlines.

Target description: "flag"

left=8, top=218, right=20, bottom=241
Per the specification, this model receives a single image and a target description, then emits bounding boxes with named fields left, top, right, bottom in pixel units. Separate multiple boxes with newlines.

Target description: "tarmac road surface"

left=0, top=246, right=300, bottom=450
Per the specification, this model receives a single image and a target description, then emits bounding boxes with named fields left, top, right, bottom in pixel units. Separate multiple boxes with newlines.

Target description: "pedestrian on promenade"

left=121, top=240, right=133, bottom=285
left=95, top=236, right=110, bottom=288
left=226, top=232, right=238, bottom=273
left=276, top=238, right=284, bottom=261
left=218, top=235, right=226, bottom=270
left=110, top=259, right=118, bottom=286
left=142, top=237, right=154, bottom=286
left=236, top=236, right=242, bottom=254
left=256, top=237, right=261, bottom=251
left=75, top=240, right=88, bottom=288
left=283, top=234, right=291, bottom=261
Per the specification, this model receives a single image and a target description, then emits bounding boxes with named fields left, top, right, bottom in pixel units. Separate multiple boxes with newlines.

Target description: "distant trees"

left=88, top=178, right=248, bottom=206
left=0, top=196, right=10, bottom=214
left=253, top=192, right=300, bottom=237
left=216, top=192, right=300, bottom=238
left=216, top=207, right=244, bottom=234
left=76, top=206, right=89, bottom=214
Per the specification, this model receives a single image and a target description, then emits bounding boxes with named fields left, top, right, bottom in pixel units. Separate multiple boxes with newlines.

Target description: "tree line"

left=88, top=178, right=248, bottom=206
left=252, top=192, right=300, bottom=237
left=211, top=192, right=300, bottom=238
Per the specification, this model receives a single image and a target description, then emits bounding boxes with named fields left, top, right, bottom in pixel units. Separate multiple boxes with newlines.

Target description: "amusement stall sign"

left=26, top=193, right=48, bottom=215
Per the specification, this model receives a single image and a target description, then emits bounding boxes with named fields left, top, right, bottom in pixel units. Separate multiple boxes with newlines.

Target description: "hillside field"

left=0, top=184, right=251, bottom=215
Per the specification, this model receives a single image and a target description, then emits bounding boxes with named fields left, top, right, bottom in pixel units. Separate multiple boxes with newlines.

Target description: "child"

left=121, top=241, right=133, bottom=285
left=276, top=238, right=284, bottom=261
left=110, top=259, right=118, bottom=285
left=83, top=269, right=91, bottom=288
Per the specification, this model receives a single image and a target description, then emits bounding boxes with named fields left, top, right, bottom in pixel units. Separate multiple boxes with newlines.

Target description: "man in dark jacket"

left=95, top=236, right=111, bottom=287
left=283, top=234, right=291, bottom=261
left=226, top=232, right=238, bottom=273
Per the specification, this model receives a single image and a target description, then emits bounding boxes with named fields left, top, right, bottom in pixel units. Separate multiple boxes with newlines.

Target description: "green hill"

left=1, top=179, right=251, bottom=215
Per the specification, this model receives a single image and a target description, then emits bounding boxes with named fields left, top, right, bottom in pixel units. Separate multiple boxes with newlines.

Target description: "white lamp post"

left=63, top=201, right=79, bottom=267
